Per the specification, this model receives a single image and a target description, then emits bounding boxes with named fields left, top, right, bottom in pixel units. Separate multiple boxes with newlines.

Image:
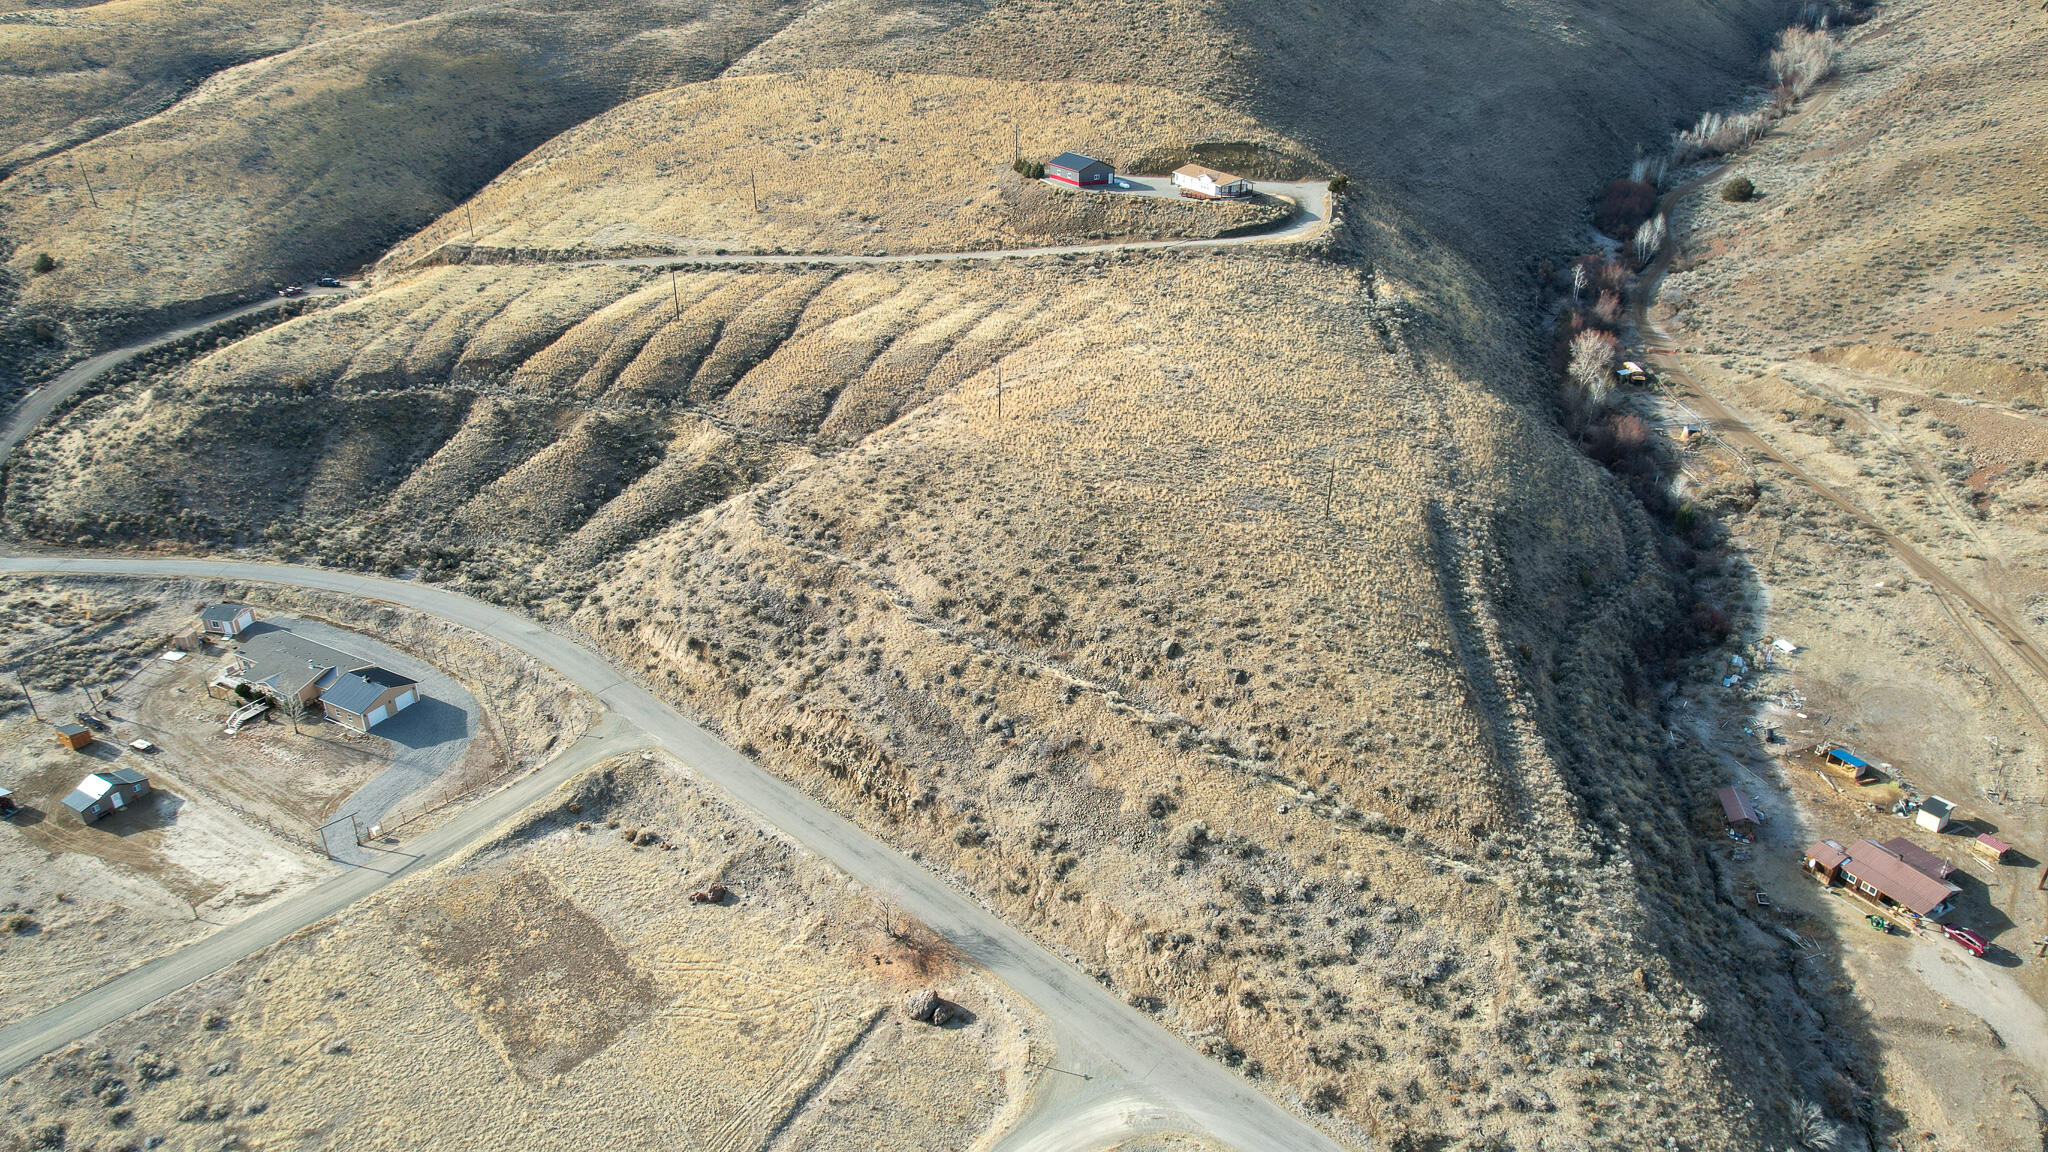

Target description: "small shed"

left=1046, top=152, right=1113, bottom=187
left=1823, top=747, right=1878, bottom=783
left=200, top=603, right=256, bottom=640
left=1973, top=833, right=2012, bottom=864
left=1804, top=839, right=1848, bottom=882
left=1716, top=786, right=1761, bottom=835
left=54, top=722, right=93, bottom=751
left=1171, top=163, right=1252, bottom=199
left=61, top=768, right=152, bottom=823
left=1916, top=796, right=1955, bottom=834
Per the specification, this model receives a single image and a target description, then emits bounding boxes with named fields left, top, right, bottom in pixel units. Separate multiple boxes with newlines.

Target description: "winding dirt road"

left=1634, top=144, right=2048, bottom=731
left=0, top=555, right=1345, bottom=1152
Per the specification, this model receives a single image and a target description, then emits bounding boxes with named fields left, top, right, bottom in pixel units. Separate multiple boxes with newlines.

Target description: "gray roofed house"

left=319, top=666, right=420, bottom=733
left=230, top=630, right=370, bottom=705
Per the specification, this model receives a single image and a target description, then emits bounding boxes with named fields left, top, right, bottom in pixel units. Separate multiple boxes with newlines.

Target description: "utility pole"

left=670, top=267, right=681, bottom=318
left=79, top=169, right=100, bottom=209
left=750, top=169, right=759, bottom=214
left=1324, top=460, right=1338, bottom=520
left=465, top=204, right=475, bottom=242
left=15, top=676, right=38, bottom=721
left=1013, top=125, right=1020, bottom=164
left=996, top=366, right=1004, bottom=421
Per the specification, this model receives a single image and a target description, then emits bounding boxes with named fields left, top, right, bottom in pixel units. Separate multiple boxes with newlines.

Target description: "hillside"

left=382, top=71, right=1306, bottom=264
left=0, top=0, right=1898, bottom=1148
left=1633, top=2, right=2048, bottom=1144
left=0, top=0, right=809, bottom=330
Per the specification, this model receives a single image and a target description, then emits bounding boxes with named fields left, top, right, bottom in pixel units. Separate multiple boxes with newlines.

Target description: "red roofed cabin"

left=1716, top=787, right=1761, bottom=837
left=1806, top=838, right=1961, bottom=921
left=1046, top=153, right=1113, bottom=187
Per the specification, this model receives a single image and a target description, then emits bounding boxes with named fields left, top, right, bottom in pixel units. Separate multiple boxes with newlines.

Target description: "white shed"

left=1916, top=796, right=1954, bottom=834
left=1172, top=164, right=1252, bottom=199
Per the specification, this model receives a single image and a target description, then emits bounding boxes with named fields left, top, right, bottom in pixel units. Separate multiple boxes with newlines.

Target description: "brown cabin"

left=54, top=723, right=93, bottom=751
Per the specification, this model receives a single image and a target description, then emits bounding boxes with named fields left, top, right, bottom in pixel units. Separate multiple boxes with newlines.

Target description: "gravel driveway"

left=253, top=617, right=478, bottom=863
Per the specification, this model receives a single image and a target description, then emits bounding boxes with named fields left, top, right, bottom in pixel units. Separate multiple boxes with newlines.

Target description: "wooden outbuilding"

left=1046, top=152, right=1113, bottom=187
left=1916, top=796, right=1955, bottom=834
left=1822, top=746, right=1879, bottom=784
left=1716, top=786, right=1761, bottom=836
left=54, top=722, right=93, bottom=751
left=62, top=768, right=151, bottom=823
left=1974, top=833, right=2013, bottom=864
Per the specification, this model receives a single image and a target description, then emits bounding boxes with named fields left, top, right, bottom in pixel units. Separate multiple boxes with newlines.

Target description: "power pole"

left=996, top=367, right=1004, bottom=421
left=465, top=204, right=475, bottom=242
left=1324, top=461, right=1338, bottom=520
left=1013, top=125, right=1020, bottom=164
left=80, top=169, right=100, bottom=209
left=670, top=267, right=681, bottom=319
left=750, top=169, right=759, bottom=214
left=15, top=676, right=38, bottom=721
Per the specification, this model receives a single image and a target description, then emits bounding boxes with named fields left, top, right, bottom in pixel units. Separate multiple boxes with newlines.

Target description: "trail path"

left=1633, top=108, right=2048, bottom=733
left=0, top=554, right=1346, bottom=1152
left=0, top=287, right=346, bottom=463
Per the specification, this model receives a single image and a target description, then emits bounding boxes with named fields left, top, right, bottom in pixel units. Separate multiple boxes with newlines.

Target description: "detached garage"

left=1046, top=152, right=1113, bottom=187
left=319, top=667, right=420, bottom=733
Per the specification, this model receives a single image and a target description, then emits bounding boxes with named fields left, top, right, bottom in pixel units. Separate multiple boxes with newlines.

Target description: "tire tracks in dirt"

left=1633, top=90, right=2048, bottom=737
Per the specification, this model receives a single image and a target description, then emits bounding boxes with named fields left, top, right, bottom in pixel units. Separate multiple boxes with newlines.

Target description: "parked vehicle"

left=73, top=711, right=107, bottom=732
left=1615, top=361, right=1649, bottom=385
left=279, top=285, right=305, bottom=297
left=1942, top=924, right=1988, bottom=957
left=316, top=276, right=341, bottom=288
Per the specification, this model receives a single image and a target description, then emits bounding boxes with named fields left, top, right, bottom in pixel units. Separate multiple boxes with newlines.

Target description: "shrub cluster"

left=1011, top=158, right=1046, bottom=180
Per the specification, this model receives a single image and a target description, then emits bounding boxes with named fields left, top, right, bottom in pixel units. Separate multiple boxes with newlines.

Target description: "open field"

left=0, top=752, right=1040, bottom=1152
left=384, top=71, right=1302, bottom=264
left=1632, top=1, right=2048, bottom=1145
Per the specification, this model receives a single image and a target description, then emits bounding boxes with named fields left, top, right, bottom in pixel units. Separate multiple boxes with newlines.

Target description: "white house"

left=1172, top=164, right=1252, bottom=199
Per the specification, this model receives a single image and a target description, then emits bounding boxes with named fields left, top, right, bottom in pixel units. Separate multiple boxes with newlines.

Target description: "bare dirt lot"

left=0, top=752, right=1041, bottom=1152
left=0, top=574, right=597, bottom=1031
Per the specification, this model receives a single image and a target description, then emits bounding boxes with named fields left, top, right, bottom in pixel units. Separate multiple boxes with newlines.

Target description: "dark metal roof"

left=54, top=722, right=89, bottom=736
left=101, top=767, right=149, bottom=787
left=320, top=667, right=414, bottom=716
left=1881, top=837, right=1956, bottom=880
left=236, top=630, right=369, bottom=699
left=1840, top=839, right=1960, bottom=916
left=200, top=603, right=252, bottom=625
left=1048, top=152, right=1106, bottom=172
left=1716, top=787, right=1760, bottom=825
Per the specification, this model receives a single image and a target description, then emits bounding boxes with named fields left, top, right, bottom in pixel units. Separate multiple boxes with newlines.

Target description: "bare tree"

left=1631, top=214, right=1668, bottom=266
left=1770, top=27, right=1839, bottom=98
left=275, top=689, right=309, bottom=735
left=1568, top=329, right=1620, bottom=419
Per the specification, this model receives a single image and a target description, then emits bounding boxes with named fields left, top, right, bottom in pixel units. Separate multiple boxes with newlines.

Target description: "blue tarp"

left=1826, top=748, right=1870, bottom=769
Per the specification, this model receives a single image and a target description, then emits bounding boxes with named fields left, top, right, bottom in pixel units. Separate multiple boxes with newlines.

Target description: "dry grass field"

left=383, top=71, right=1300, bottom=263
left=0, top=752, right=1040, bottom=1152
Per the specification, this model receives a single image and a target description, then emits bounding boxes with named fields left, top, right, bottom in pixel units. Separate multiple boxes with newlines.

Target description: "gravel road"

left=0, top=554, right=1349, bottom=1152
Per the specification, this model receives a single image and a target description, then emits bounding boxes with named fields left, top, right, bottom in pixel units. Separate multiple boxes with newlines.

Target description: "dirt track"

left=1633, top=127, right=2048, bottom=733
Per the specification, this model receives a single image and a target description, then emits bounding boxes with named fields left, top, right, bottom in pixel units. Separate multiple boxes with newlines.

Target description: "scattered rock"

left=903, top=989, right=940, bottom=1022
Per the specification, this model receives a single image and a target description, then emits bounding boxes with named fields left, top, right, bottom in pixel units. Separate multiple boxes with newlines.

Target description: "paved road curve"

left=0, top=555, right=1348, bottom=1152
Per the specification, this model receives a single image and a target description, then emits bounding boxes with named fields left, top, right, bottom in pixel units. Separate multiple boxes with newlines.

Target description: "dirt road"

left=0, top=287, right=347, bottom=465
left=0, top=554, right=1348, bottom=1152
left=0, top=710, right=646, bottom=1075
left=431, top=180, right=1334, bottom=271
left=1634, top=152, right=2048, bottom=732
